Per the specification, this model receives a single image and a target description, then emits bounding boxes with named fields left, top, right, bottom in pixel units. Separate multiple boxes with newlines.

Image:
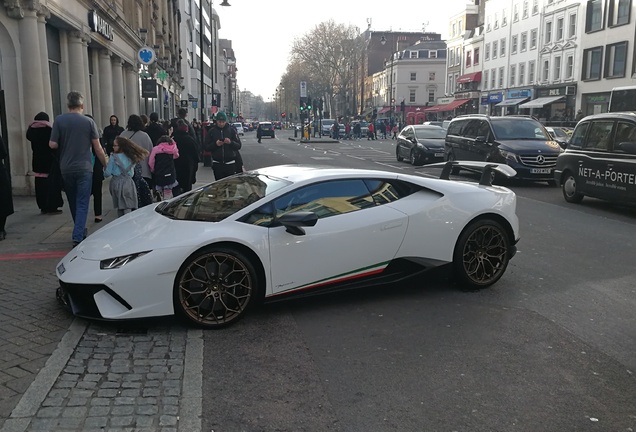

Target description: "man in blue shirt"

left=49, top=91, right=108, bottom=246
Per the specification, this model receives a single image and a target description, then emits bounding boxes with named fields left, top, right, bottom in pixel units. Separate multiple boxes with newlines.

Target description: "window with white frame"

left=514, top=4, right=519, bottom=21
left=484, top=70, right=489, bottom=89
left=543, top=60, right=549, bottom=81
left=519, top=62, right=526, bottom=85
left=459, top=19, right=463, bottom=32
left=500, top=39, right=506, bottom=56
left=546, top=21, right=552, bottom=43
left=485, top=43, right=490, bottom=60
left=529, top=60, right=536, bottom=82
left=410, top=72, right=417, bottom=81
left=449, top=49, right=455, bottom=66
left=605, top=41, right=627, bottom=77
left=429, top=72, right=435, bottom=80
left=531, top=29, right=538, bottom=49
left=554, top=56, right=562, bottom=80
left=557, top=18, right=564, bottom=40
left=523, top=0, right=529, bottom=18
left=495, top=12, right=499, bottom=28
left=532, top=0, right=539, bottom=14
left=466, top=50, right=472, bottom=67
left=410, top=51, right=418, bottom=58
left=487, top=16, right=492, bottom=31
left=452, top=23, right=457, bottom=36
left=510, top=65, right=516, bottom=87
left=498, top=67, right=504, bottom=87
left=493, top=40, right=498, bottom=58
left=491, top=68, right=497, bottom=88
left=585, top=0, right=604, bottom=32
left=608, top=0, right=630, bottom=26
left=428, top=89, right=435, bottom=103
left=503, top=9, right=508, bottom=26
left=430, top=51, right=438, bottom=58
left=512, top=35, right=518, bottom=54
left=474, top=48, right=480, bottom=65
left=409, top=89, right=416, bottom=103
left=566, top=55, right=574, bottom=78
left=569, top=13, right=577, bottom=37
left=582, top=46, right=602, bottom=79
left=521, top=32, right=528, bottom=51
left=448, top=75, right=454, bottom=93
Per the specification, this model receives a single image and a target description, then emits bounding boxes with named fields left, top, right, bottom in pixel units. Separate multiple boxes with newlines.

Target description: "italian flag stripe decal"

left=273, top=261, right=390, bottom=296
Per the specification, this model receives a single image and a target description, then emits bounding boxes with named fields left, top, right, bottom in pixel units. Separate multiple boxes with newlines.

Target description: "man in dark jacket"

left=204, top=112, right=242, bottom=180
left=145, top=112, right=166, bottom=146
left=102, top=115, right=124, bottom=155
left=173, top=119, right=200, bottom=192
left=170, top=108, right=199, bottom=146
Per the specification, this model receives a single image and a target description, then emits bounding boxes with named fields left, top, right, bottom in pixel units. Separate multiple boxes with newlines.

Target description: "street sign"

left=141, top=79, right=157, bottom=98
left=157, top=69, right=168, bottom=81
left=300, top=81, right=307, bottom=98
left=180, top=100, right=188, bottom=107
left=191, top=101, right=198, bottom=108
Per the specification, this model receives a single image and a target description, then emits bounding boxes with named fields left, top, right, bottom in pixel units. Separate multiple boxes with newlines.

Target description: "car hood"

left=417, top=138, right=445, bottom=148
left=75, top=204, right=208, bottom=260
left=497, top=139, right=562, bottom=154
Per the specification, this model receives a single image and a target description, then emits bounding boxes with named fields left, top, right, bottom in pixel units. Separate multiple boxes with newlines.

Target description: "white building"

left=577, top=0, right=635, bottom=115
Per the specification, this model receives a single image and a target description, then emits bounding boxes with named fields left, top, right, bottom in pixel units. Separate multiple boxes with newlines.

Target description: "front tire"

left=396, top=146, right=404, bottom=162
left=562, top=171, right=584, bottom=203
left=174, top=246, right=258, bottom=328
left=446, top=151, right=460, bottom=175
left=453, top=219, right=511, bottom=289
left=410, top=150, right=423, bottom=166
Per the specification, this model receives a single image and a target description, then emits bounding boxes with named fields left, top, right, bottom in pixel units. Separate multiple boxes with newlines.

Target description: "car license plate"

left=57, top=263, right=66, bottom=275
left=435, top=153, right=444, bottom=158
left=530, top=168, right=552, bottom=174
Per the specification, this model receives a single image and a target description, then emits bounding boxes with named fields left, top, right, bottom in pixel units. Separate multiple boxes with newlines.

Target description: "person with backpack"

left=203, top=112, right=242, bottom=181
left=149, top=135, right=180, bottom=199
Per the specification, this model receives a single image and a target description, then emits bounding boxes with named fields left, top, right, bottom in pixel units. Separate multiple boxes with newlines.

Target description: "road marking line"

left=0, top=251, right=67, bottom=261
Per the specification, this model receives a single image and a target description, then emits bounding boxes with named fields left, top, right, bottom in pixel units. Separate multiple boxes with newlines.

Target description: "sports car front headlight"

left=499, top=149, right=518, bottom=162
left=100, top=251, right=151, bottom=270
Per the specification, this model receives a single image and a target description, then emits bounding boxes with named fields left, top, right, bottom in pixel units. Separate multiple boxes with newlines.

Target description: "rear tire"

left=453, top=219, right=511, bottom=289
left=562, top=171, right=584, bottom=203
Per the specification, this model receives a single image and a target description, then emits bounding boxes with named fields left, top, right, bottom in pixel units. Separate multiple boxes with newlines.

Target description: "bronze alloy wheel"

left=175, top=248, right=256, bottom=328
left=453, top=220, right=510, bottom=288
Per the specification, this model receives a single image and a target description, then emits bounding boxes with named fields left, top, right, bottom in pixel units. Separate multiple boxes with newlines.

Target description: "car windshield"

left=261, top=124, right=272, bottom=129
left=414, top=127, right=446, bottom=139
left=156, top=173, right=291, bottom=222
left=550, top=127, right=568, bottom=137
left=491, top=119, right=550, bottom=140
left=322, top=120, right=334, bottom=126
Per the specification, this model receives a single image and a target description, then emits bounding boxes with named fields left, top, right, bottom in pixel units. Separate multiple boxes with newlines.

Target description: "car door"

left=460, top=119, right=481, bottom=160
left=397, top=127, right=413, bottom=158
left=445, top=119, right=468, bottom=159
left=471, top=120, right=495, bottom=161
left=605, top=121, right=636, bottom=202
left=266, top=179, right=408, bottom=296
left=577, top=120, right=616, bottom=197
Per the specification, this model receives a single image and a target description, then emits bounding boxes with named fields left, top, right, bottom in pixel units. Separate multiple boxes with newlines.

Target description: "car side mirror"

left=475, top=135, right=487, bottom=144
left=617, top=142, right=636, bottom=154
left=277, top=211, right=318, bottom=236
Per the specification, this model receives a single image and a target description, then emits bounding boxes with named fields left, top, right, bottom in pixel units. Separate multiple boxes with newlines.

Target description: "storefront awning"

left=377, top=107, right=391, bottom=114
left=518, top=96, right=564, bottom=109
left=495, top=98, right=529, bottom=107
left=456, top=72, right=482, bottom=84
left=424, top=105, right=441, bottom=112
left=436, top=99, right=471, bottom=112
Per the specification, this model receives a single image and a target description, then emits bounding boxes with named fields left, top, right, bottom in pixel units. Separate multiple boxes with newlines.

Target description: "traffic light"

left=307, top=97, right=312, bottom=111
left=281, top=112, right=286, bottom=118
left=400, top=100, right=406, bottom=112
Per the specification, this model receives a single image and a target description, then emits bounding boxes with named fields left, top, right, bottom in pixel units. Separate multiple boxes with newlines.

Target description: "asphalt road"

left=202, top=128, right=636, bottom=432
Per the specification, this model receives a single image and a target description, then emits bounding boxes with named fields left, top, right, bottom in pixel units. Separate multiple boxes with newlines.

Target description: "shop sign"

left=88, top=11, right=113, bottom=41
left=480, top=95, right=489, bottom=105
left=455, top=91, right=480, bottom=99
left=180, top=100, right=189, bottom=108
left=141, top=79, right=157, bottom=98
left=537, top=85, right=576, bottom=98
left=437, top=97, right=454, bottom=105
left=585, top=94, right=610, bottom=103
left=488, top=92, right=503, bottom=103
left=507, top=89, right=532, bottom=99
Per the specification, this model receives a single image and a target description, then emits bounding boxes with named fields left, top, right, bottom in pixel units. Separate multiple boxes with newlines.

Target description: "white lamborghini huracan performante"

left=56, top=163, right=520, bottom=328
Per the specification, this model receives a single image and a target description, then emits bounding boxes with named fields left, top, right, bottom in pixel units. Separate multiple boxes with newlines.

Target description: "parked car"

left=554, top=112, right=636, bottom=204
left=444, top=115, right=563, bottom=185
left=232, top=122, right=245, bottom=136
left=257, top=121, right=275, bottom=139
left=320, top=119, right=335, bottom=136
left=545, top=126, right=570, bottom=148
left=55, top=164, right=519, bottom=328
left=396, top=125, right=447, bottom=166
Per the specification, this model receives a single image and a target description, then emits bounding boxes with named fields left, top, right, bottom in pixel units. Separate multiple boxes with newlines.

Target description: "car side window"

left=272, top=179, right=376, bottom=221
left=447, top=120, right=465, bottom=136
left=462, top=120, right=480, bottom=138
left=614, top=122, right=636, bottom=152
left=363, top=179, right=418, bottom=205
left=569, top=122, right=589, bottom=148
left=476, top=121, right=492, bottom=140
left=583, top=121, right=614, bottom=151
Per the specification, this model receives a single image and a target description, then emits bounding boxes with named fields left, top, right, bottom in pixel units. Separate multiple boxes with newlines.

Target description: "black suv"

left=554, top=112, right=636, bottom=204
left=444, top=115, right=563, bottom=184
left=257, top=122, right=275, bottom=139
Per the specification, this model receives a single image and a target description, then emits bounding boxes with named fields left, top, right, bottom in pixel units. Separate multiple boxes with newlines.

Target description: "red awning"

left=436, top=99, right=470, bottom=112
left=456, top=72, right=482, bottom=84
left=377, top=107, right=391, bottom=114
left=423, top=105, right=441, bottom=112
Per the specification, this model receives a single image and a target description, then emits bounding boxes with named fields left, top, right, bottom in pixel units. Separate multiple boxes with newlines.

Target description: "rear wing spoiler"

left=424, top=161, right=517, bottom=186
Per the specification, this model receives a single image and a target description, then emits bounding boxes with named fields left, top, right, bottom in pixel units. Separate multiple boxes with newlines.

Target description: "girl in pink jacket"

left=149, top=135, right=180, bottom=199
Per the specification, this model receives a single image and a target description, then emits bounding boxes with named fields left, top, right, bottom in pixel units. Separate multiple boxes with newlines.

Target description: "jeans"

left=62, top=170, right=93, bottom=242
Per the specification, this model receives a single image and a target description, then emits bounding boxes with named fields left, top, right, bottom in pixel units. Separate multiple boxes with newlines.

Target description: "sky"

left=216, top=0, right=469, bottom=99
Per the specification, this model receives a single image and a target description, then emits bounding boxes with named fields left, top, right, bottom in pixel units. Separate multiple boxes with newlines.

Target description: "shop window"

left=604, top=41, right=627, bottom=78
left=582, top=46, right=603, bottom=80
left=608, top=0, right=630, bottom=26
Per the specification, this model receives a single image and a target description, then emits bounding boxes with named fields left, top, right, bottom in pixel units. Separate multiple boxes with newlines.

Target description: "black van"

left=554, top=112, right=636, bottom=204
left=444, top=115, right=563, bottom=184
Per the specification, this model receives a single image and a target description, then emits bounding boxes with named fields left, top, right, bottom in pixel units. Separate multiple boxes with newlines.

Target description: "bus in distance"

left=609, top=86, right=636, bottom=112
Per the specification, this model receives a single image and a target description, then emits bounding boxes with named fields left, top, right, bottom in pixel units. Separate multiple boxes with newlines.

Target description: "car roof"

left=579, top=112, right=636, bottom=121
left=412, top=125, right=444, bottom=130
left=253, top=165, right=399, bottom=184
left=260, top=121, right=272, bottom=124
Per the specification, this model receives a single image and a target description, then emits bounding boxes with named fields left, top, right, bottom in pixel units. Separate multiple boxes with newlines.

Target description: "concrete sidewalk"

left=0, top=164, right=216, bottom=431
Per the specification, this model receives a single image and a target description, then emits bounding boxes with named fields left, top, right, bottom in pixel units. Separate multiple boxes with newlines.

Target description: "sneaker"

left=72, top=240, right=81, bottom=247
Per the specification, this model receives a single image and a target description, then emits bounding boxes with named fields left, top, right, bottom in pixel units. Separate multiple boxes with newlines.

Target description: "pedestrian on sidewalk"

left=145, top=112, right=166, bottom=146
left=149, top=135, right=180, bottom=199
left=173, top=120, right=200, bottom=193
left=49, top=91, right=107, bottom=247
left=85, top=114, right=105, bottom=223
left=104, top=136, right=148, bottom=217
left=367, top=122, right=375, bottom=140
left=119, top=115, right=154, bottom=208
left=26, top=112, right=63, bottom=214
left=0, top=132, right=13, bottom=241
left=102, top=115, right=124, bottom=156
left=391, top=124, right=399, bottom=139
left=204, top=111, right=242, bottom=181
